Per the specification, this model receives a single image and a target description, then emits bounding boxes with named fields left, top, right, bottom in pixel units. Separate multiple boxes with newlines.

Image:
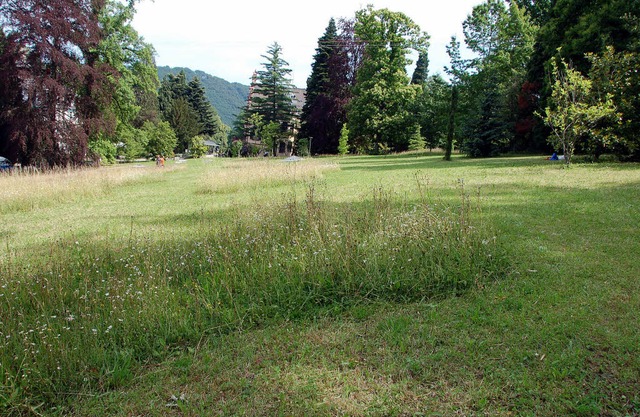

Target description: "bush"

left=117, top=125, right=148, bottom=161
left=144, top=120, right=177, bottom=158
left=188, top=135, right=208, bottom=158
left=296, top=138, right=310, bottom=156
left=88, top=139, right=117, bottom=164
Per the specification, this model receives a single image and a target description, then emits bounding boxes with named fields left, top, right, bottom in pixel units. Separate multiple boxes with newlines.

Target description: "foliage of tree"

left=0, top=30, right=23, bottom=161
left=538, top=57, right=619, bottom=164
left=461, top=0, right=537, bottom=157
left=95, top=0, right=159, bottom=160
left=188, top=135, right=208, bottom=158
left=167, top=97, right=201, bottom=152
left=248, top=42, right=296, bottom=155
left=159, top=71, right=188, bottom=117
left=510, top=0, right=553, bottom=26
left=443, top=37, right=467, bottom=161
left=408, top=124, right=426, bottom=151
left=144, top=120, right=177, bottom=158
left=0, top=0, right=114, bottom=167
left=158, top=71, right=225, bottom=153
left=88, top=139, right=117, bottom=164
left=411, top=52, right=429, bottom=85
left=348, top=6, right=429, bottom=153
left=300, top=18, right=339, bottom=154
left=338, top=124, right=349, bottom=155
left=586, top=45, right=640, bottom=159
left=260, top=121, right=282, bottom=156
left=187, top=77, right=226, bottom=137
left=524, top=0, right=639, bottom=151
left=119, top=123, right=148, bottom=160
left=299, top=18, right=364, bottom=155
left=419, top=75, right=450, bottom=150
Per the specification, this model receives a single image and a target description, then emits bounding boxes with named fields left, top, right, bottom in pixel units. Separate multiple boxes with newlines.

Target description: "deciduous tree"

left=348, top=6, right=429, bottom=153
left=0, top=0, right=114, bottom=167
left=538, top=57, right=618, bottom=164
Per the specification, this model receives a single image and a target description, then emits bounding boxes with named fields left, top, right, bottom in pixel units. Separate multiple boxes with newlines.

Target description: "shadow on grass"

left=338, top=154, right=640, bottom=174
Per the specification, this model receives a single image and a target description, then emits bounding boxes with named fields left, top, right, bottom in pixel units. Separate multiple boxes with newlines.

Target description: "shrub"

left=189, top=135, right=208, bottom=158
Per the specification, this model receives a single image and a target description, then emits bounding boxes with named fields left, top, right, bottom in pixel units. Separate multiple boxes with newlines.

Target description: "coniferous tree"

left=326, top=18, right=365, bottom=153
left=300, top=18, right=338, bottom=154
left=411, top=52, right=429, bottom=85
left=249, top=42, right=296, bottom=155
left=159, top=71, right=189, bottom=117
left=187, top=77, right=225, bottom=138
left=158, top=71, right=227, bottom=152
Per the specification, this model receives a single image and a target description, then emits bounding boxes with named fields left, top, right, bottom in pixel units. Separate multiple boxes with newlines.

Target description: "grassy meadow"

left=1, top=154, right=639, bottom=416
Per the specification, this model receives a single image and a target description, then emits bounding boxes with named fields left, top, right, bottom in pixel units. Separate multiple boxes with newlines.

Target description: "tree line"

left=237, top=0, right=639, bottom=163
left=0, top=0, right=227, bottom=167
left=1, top=0, right=638, bottom=166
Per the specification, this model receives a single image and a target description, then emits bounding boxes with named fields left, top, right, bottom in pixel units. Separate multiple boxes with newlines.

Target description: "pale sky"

left=131, top=0, right=482, bottom=87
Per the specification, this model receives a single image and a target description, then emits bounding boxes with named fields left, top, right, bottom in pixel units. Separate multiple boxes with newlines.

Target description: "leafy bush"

left=144, top=120, right=177, bottom=158
left=296, top=138, right=310, bottom=156
left=117, top=125, right=148, bottom=161
left=188, top=135, right=208, bottom=158
left=88, top=139, right=117, bottom=164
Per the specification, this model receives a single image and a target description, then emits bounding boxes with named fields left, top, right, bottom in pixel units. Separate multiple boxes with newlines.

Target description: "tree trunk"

left=444, top=86, right=458, bottom=161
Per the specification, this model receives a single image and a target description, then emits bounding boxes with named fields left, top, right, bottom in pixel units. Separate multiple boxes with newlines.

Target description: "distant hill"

left=157, top=66, right=249, bottom=127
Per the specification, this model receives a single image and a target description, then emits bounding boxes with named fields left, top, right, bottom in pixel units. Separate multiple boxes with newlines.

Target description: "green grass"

left=1, top=154, right=639, bottom=416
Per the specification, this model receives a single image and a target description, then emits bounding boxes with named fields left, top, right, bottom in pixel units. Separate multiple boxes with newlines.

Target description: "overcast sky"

left=131, top=0, right=482, bottom=87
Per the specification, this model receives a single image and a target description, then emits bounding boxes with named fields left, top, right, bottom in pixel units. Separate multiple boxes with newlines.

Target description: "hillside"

left=157, top=66, right=249, bottom=127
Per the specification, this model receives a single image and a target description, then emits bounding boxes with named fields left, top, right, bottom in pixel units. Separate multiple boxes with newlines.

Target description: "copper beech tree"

left=0, top=0, right=115, bottom=167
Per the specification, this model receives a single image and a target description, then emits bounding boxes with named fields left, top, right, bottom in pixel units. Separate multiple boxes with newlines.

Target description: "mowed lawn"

left=1, top=154, right=639, bottom=416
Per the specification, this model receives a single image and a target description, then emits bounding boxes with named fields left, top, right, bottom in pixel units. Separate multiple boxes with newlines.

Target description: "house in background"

left=203, top=140, right=220, bottom=155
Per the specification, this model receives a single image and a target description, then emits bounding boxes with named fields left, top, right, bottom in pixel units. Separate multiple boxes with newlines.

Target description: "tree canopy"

left=0, top=0, right=113, bottom=166
left=245, top=42, right=296, bottom=155
left=347, top=6, right=429, bottom=153
left=4, top=0, right=640, bottom=164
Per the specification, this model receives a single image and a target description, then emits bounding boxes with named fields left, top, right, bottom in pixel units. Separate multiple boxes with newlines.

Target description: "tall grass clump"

left=0, top=164, right=172, bottom=215
left=197, top=158, right=339, bottom=194
left=0, top=180, right=508, bottom=413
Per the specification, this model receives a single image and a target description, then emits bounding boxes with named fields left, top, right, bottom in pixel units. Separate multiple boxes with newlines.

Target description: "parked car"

left=0, top=156, right=12, bottom=171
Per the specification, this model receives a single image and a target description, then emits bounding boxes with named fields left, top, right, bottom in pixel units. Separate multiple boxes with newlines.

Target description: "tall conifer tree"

left=300, top=18, right=339, bottom=154
left=411, top=52, right=429, bottom=85
left=249, top=42, right=296, bottom=155
left=187, top=77, right=225, bottom=138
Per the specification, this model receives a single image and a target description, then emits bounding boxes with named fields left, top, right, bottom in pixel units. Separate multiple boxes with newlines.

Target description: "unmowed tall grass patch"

left=0, top=163, right=173, bottom=215
left=0, top=179, right=508, bottom=413
left=197, top=158, right=339, bottom=194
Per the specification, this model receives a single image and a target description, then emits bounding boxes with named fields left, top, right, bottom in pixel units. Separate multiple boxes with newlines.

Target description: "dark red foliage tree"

left=300, top=18, right=364, bottom=154
left=0, top=0, right=113, bottom=167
